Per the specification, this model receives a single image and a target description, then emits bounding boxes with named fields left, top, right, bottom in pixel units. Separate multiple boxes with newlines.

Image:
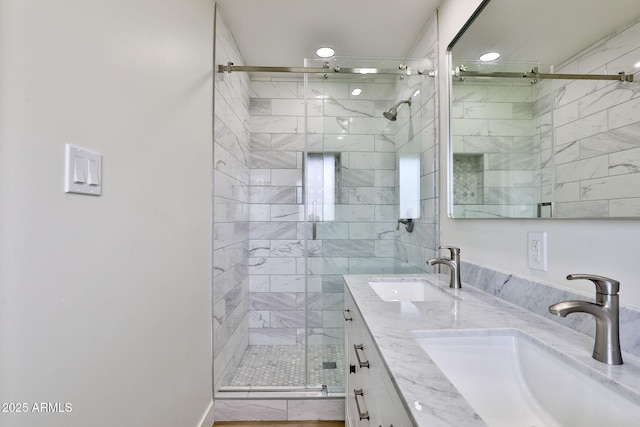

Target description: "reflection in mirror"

left=448, top=0, right=640, bottom=218
left=452, top=61, right=553, bottom=218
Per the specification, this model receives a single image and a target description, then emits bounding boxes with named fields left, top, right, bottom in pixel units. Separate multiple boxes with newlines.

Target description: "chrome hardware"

left=354, top=344, right=369, bottom=368
left=549, top=274, right=622, bottom=365
left=427, top=245, right=462, bottom=289
left=217, top=64, right=432, bottom=77
left=343, top=309, right=353, bottom=321
left=312, top=220, right=317, bottom=239
left=354, top=389, right=369, bottom=420
left=397, top=218, right=415, bottom=232
left=537, top=201, right=553, bottom=218
left=452, top=65, right=635, bottom=83
left=310, top=201, right=318, bottom=240
left=619, top=71, right=633, bottom=82
left=349, top=364, right=356, bottom=374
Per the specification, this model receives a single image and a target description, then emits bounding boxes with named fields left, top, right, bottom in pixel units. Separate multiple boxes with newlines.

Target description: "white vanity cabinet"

left=344, top=289, right=413, bottom=427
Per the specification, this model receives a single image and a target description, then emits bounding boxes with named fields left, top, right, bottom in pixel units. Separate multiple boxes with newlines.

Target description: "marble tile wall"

left=393, top=16, right=440, bottom=273
left=462, top=261, right=640, bottom=358
left=551, top=20, right=640, bottom=217
left=214, top=397, right=344, bottom=421
left=213, top=8, right=251, bottom=393
left=451, top=74, right=542, bottom=218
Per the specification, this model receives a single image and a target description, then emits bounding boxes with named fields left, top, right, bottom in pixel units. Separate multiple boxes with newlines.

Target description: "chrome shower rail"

left=218, top=62, right=435, bottom=76
left=454, top=66, right=634, bottom=82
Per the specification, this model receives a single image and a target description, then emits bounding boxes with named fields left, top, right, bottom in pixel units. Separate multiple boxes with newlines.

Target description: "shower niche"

left=453, top=153, right=484, bottom=205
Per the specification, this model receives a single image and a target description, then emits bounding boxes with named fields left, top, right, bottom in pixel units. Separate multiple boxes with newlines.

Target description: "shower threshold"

left=216, top=385, right=344, bottom=400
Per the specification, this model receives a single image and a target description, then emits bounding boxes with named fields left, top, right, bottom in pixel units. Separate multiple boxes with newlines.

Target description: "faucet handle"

left=439, top=245, right=460, bottom=257
left=567, top=274, right=620, bottom=295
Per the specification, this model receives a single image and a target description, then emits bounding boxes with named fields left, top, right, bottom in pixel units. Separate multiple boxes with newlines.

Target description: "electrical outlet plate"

left=528, top=231, right=547, bottom=271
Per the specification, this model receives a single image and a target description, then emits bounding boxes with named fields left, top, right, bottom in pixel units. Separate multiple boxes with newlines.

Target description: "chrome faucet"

left=549, top=274, right=622, bottom=365
left=427, top=246, right=461, bottom=289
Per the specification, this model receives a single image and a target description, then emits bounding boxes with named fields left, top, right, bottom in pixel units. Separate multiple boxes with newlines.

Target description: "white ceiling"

left=214, top=0, right=441, bottom=67
left=215, top=0, right=640, bottom=73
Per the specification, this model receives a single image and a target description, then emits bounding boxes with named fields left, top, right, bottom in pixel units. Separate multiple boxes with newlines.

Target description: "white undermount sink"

left=368, top=278, right=457, bottom=303
left=412, top=329, right=640, bottom=427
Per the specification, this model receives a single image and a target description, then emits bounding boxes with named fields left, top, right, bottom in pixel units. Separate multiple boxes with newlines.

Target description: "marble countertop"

left=344, top=273, right=640, bottom=426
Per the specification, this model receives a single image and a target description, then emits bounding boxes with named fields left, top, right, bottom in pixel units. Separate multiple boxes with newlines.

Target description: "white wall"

left=0, top=1, right=214, bottom=426
left=438, top=0, right=640, bottom=309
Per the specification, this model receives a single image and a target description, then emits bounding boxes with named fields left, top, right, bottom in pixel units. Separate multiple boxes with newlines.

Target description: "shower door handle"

left=310, top=200, right=318, bottom=240
left=312, top=214, right=317, bottom=240
left=354, top=389, right=370, bottom=420
left=354, top=344, right=369, bottom=368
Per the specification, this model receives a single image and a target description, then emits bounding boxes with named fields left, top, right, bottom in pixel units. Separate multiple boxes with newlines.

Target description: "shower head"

left=383, top=98, right=412, bottom=121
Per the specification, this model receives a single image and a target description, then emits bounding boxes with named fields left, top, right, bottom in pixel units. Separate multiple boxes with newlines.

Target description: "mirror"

left=448, top=0, right=640, bottom=218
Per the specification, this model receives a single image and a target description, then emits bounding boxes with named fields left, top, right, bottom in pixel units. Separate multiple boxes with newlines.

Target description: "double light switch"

left=64, top=144, right=102, bottom=196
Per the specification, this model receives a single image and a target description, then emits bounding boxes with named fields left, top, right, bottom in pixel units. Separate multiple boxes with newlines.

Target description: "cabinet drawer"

left=345, top=286, right=413, bottom=427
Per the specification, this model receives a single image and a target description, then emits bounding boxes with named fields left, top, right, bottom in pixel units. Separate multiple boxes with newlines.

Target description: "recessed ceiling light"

left=316, top=47, right=335, bottom=58
left=479, top=52, right=501, bottom=62
left=351, top=88, right=362, bottom=96
left=635, top=61, right=640, bottom=68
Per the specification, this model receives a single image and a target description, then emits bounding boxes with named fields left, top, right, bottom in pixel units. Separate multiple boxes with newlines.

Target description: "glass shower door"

left=302, top=56, right=430, bottom=392
left=304, top=148, right=345, bottom=391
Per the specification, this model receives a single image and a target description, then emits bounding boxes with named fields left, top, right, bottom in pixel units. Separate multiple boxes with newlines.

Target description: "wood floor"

left=213, top=421, right=344, bottom=427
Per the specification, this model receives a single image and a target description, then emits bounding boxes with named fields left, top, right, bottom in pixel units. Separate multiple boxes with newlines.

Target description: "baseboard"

left=198, top=399, right=215, bottom=427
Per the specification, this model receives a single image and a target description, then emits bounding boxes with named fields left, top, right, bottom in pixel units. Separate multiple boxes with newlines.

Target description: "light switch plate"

left=65, top=144, right=102, bottom=196
left=528, top=231, right=547, bottom=271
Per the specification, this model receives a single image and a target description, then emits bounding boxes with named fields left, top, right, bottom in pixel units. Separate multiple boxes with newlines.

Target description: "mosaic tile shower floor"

left=228, top=345, right=344, bottom=387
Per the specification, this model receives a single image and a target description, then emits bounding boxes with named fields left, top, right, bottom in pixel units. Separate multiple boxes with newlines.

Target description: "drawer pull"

left=354, top=389, right=369, bottom=420
left=354, top=344, right=370, bottom=368
left=343, top=309, right=353, bottom=321
left=349, top=364, right=356, bottom=374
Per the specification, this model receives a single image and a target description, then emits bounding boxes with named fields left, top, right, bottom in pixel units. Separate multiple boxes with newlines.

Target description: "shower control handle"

left=354, top=344, right=369, bottom=368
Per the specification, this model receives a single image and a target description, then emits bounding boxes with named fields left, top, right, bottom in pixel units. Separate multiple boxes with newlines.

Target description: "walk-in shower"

left=213, top=55, right=438, bottom=393
left=213, top=11, right=439, bottom=420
